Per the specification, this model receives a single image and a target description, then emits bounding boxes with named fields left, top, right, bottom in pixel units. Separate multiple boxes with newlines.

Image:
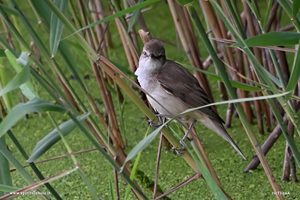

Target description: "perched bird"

left=135, top=39, right=245, bottom=159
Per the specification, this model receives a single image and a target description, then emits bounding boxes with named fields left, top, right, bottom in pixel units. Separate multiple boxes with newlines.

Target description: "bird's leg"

left=148, top=114, right=170, bottom=128
left=181, top=120, right=197, bottom=142
left=172, top=120, right=197, bottom=156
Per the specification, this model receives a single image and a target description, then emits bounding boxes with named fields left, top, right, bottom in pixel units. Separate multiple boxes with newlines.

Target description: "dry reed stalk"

left=244, top=53, right=264, bottom=134
left=57, top=75, right=79, bottom=111
left=225, top=103, right=234, bottom=128
left=200, top=0, right=228, bottom=101
left=168, top=0, right=215, bottom=109
left=94, top=0, right=113, bottom=48
left=76, top=0, right=125, bottom=152
left=201, top=1, right=253, bottom=125
left=153, top=133, right=163, bottom=199
left=244, top=115, right=287, bottom=172
left=282, top=97, right=298, bottom=181
left=219, top=2, right=252, bottom=122
left=191, top=128, right=225, bottom=191
left=282, top=144, right=291, bottom=182
left=115, top=18, right=137, bottom=72
left=127, top=0, right=149, bottom=33
left=90, top=0, right=108, bottom=56
left=243, top=0, right=270, bottom=134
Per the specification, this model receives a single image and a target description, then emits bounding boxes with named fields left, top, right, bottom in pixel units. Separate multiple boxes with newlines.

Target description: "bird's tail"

left=212, top=120, right=246, bottom=160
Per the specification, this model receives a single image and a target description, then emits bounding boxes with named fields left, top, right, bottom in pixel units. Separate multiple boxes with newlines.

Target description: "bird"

left=135, top=39, right=245, bottom=160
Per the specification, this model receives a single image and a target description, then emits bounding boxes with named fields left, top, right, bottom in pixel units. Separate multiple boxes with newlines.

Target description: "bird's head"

left=139, top=39, right=166, bottom=73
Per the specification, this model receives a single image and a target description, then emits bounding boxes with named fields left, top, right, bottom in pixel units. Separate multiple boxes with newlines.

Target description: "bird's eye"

left=143, top=51, right=147, bottom=56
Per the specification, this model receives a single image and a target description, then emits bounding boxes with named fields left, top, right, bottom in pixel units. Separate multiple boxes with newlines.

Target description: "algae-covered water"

left=5, top=1, right=300, bottom=199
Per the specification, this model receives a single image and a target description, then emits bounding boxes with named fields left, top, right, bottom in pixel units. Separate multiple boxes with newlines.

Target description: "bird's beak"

left=150, top=53, right=154, bottom=58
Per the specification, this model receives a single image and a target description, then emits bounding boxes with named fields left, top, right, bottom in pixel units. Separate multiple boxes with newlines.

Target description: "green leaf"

left=16, top=52, right=29, bottom=67
left=0, top=140, right=36, bottom=185
left=176, top=0, right=193, bottom=7
left=0, top=65, right=30, bottom=97
left=293, top=0, right=300, bottom=17
left=121, top=124, right=164, bottom=169
left=50, top=0, right=68, bottom=57
left=0, top=137, right=12, bottom=196
left=245, top=0, right=260, bottom=20
left=0, top=4, right=18, bottom=16
left=0, top=184, right=20, bottom=192
left=31, top=0, right=52, bottom=26
left=67, top=0, right=160, bottom=38
left=5, top=50, right=38, bottom=100
left=231, top=32, right=300, bottom=47
left=127, top=0, right=144, bottom=32
left=28, top=112, right=91, bottom=162
left=0, top=97, right=67, bottom=138
left=59, top=41, right=86, bottom=84
left=0, top=49, right=5, bottom=57
left=125, top=127, right=150, bottom=200
left=181, top=63, right=262, bottom=92
left=286, top=39, right=300, bottom=100
left=262, top=67, right=282, bottom=88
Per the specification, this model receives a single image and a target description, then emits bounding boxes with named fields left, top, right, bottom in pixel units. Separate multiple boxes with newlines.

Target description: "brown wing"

left=156, top=60, right=224, bottom=124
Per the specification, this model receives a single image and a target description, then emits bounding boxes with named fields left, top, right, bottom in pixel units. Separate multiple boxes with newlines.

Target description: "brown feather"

left=156, top=60, right=225, bottom=124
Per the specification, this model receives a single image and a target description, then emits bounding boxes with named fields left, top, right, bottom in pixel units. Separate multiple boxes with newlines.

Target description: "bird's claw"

left=148, top=114, right=170, bottom=128
left=148, top=119, right=163, bottom=128
left=172, top=141, right=187, bottom=156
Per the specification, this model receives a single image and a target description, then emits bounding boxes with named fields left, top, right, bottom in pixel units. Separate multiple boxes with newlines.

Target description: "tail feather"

left=212, top=120, right=246, bottom=160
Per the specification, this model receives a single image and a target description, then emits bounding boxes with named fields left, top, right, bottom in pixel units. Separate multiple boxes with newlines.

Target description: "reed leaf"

left=5, top=50, right=38, bottom=100
left=67, top=0, right=160, bottom=39
left=0, top=184, right=20, bottom=193
left=0, top=65, right=30, bottom=97
left=0, top=97, right=67, bottom=138
left=231, top=32, right=300, bottom=47
left=181, top=63, right=262, bottom=92
left=49, top=0, right=68, bottom=57
left=28, top=112, right=91, bottom=163
left=286, top=39, right=300, bottom=100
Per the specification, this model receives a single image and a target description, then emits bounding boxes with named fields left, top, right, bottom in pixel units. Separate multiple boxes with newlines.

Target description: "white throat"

left=135, top=56, right=163, bottom=93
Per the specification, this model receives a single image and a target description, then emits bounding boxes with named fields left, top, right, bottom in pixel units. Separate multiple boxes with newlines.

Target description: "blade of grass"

left=65, top=0, right=160, bottom=39
left=231, top=32, right=300, bottom=47
left=181, top=63, right=262, bottom=92
left=263, top=0, right=273, bottom=31
left=127, top=0, right=144, bottom=32
left=186, top=2, right=284, bottom=198
left=0, top=97, right=67, bottom=138
left=211, top=0, right=300, bottom=159
left=0, top=139, right=47, bottom=199
left=107, top=164, right=116, bottom=200
left=270, top=0, right=300, bottom=31
left=125, top=126, right=150, bottom=200
left=49, top=0, right=68, bottom=57
left=0, top=184, right=20, bottom=193
left=123, top=91, right=289, bottom=167
left=5, top=50, right=38, bottom=100
left=293, top=0, right=300, bottom=17
left=0, top=59, right=13, bottom=110
left=28, top=112, right=91, bottom=162
left=0, top=168, right=77, bottom=200
left=0, top=64, right=30, bottom=97
left=168, top=126, right=226, bottom=199
left=286, top=39, right=300, bottom=100
left=47, top=112, right=100, bottom=200
left=0, top=136, right=12, bottom=197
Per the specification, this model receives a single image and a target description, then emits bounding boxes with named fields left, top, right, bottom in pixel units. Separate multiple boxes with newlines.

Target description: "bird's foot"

left=148, top=118, right=162, bottom=128
left=172, top=141, right=187, bottom=156
left=148, top=114, right=170, bottom=128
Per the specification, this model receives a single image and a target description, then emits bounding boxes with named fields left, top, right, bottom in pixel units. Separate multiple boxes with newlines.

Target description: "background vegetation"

left=0, top=0, right=300, bottom=199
